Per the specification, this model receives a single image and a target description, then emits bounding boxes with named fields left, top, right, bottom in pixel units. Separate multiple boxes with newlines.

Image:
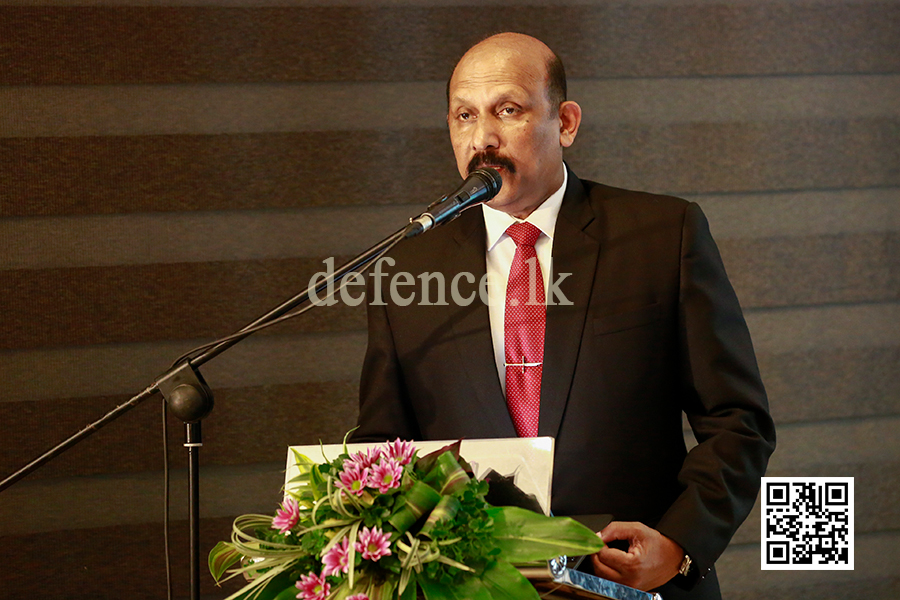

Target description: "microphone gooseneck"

left=404, top=168, right=502, bottom=238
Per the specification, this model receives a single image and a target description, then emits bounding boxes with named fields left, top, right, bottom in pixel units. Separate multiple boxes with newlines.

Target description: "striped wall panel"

left=0, top=229, right=896, bottom=352
left=1, top=516, right=250, bottom=598
left=1, top=5, right=898, bottom=85
left=0, top=258, right=367, bottom=350
left=720, top=531, right=900, bottom=599
left=3, top=120, right=898, bottom=216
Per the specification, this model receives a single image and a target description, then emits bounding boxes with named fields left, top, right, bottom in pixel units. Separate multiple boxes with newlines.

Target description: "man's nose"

left=472, top=116, right=500, bottom=152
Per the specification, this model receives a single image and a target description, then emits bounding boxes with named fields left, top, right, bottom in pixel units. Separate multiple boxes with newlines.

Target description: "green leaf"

left=423, top=451, right=470, bottom=495
left=369, top=579, right=397, bottom=600
left=419, top=573, right=492, bottom=600
left=271, top=584, right=304, bottom=600
left=420, top=495, right=461, bottom=537
left=291, top=449, right=315, bottom=465
left=415, top=441, right=461, bottom=476
left=341, top=427, right=359, bottom=453
left=209, top=541, right=243, bottom=582
left=480, top=560, right=541, bottom=600
left=487, top=506, right=604, bottom=563
left=287, top=451, right=318, bottom=502
left=346, top=519, right=361, bottom=588
left=398, top=574, right=418, bottom=600
left=309, top=464, right=326, bottom=500
left=229, top=569, right=294, bottom=600
left=388, top=480, right=442, bottom=534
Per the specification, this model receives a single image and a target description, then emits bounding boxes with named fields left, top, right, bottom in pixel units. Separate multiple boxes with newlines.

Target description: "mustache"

left=466, top=151, right=516, bottom=175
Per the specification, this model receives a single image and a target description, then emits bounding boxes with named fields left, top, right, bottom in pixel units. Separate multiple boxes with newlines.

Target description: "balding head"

left=449, top=33, right=567, bottom=114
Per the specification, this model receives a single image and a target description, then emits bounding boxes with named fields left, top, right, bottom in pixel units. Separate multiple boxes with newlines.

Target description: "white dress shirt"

left=482, top=165, right=567, bottom=395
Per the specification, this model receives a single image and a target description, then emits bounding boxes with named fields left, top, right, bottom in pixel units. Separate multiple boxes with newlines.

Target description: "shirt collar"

left=483, top=164, right=568, bottom=252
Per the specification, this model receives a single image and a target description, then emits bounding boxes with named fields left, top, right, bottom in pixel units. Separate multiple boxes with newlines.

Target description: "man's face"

left=447, top=44, right=566, bottom=218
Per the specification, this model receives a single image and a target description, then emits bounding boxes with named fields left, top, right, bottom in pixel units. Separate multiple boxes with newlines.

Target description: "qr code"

left=761, top=477, right=854, bottom=570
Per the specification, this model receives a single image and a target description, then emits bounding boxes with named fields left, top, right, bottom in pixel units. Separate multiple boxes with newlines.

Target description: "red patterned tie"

left=504, top=222, right=545, bottom=437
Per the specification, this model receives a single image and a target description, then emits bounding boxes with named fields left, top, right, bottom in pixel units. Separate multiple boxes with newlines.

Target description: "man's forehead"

left=449, top=52, right=546, bottom=104
left=448, top=79, right=532, bottom=108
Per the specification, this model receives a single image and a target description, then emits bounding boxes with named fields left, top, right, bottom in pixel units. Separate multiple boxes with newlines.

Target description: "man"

left=352, top=33, right=775, bottom=599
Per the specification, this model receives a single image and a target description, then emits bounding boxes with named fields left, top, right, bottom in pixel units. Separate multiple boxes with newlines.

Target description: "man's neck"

left=482, top=166, right=568, bottom=250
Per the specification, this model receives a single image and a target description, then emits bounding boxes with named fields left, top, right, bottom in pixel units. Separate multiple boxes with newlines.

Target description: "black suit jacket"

left=352, top=168, right=776, bottom=599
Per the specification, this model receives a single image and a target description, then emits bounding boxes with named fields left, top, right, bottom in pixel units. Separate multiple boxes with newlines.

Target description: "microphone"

left=404, top=168, right=502, bottom=238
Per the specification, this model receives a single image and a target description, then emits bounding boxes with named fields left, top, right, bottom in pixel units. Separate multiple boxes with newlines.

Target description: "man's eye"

left=500, top=107, right=518, bottom=115
left=458, top=112, right=471, bottom=121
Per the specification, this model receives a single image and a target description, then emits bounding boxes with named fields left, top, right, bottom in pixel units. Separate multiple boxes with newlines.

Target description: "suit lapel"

left=437, top=170, right=600, bottom=440
left=539, top=169, right=600, bottom=438
left=444, top=209, right=518, bottom=437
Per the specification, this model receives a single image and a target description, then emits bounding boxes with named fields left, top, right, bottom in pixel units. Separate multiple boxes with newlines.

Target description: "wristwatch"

left=678, top=553, right=693, bottom=577
left=674, top=550, right=707, bottom=590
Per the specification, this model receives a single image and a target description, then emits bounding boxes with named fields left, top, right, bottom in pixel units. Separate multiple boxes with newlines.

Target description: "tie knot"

left=506, top=222, right=542, bottom=248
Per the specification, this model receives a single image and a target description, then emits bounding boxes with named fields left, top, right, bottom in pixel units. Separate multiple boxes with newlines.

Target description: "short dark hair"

left=446, top=41, right=568, bottom=114
left=545, top=52, right=567, bottom=109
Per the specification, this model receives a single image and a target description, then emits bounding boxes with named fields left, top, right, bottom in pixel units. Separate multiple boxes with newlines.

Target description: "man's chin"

left=484, top=192, right=517, bottom=212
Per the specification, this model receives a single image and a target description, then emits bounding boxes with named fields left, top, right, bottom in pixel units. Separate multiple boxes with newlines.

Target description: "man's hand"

left=590, top=521, right=684, bottom=592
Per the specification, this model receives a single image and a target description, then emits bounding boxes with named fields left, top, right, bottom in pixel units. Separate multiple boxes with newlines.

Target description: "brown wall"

left=0, top=2, right=897, bottom=598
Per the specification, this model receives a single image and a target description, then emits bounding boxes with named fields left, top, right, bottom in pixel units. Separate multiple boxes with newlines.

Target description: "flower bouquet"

left=209, top=436, right=604, bottom=600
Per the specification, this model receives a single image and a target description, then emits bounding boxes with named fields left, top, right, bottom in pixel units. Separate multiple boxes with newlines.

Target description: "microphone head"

left=468, top=167, right=503, bottom=200
left=403, top=167, right=504, bottom=239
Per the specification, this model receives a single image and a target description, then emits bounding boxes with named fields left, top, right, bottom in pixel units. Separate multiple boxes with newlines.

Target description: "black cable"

left=171, top=235, right=404, bottom=368
left=163, top=400, right=172, bottom=600
left=157, top=233, right=404, bottom=598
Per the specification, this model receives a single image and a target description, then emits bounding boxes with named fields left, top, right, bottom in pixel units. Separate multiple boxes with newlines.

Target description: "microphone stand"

left=0, top=224, right=407, bottom=600
left=0, top=165, right=501, bottom=598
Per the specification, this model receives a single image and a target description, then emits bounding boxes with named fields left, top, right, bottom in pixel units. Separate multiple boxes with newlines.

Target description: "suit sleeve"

left=351, top=274, right=422, bottom=443
left=655, top=202, right=776, bottom=585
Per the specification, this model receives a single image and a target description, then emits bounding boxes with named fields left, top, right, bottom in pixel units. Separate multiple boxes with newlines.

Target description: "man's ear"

left=558, top=101, right=582, bottom=148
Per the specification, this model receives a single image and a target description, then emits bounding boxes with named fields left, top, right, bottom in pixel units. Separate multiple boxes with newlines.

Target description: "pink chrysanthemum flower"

left=295, top=572, right=330, bottom=600
left=384, top=438, right=416, bottom=466
left=338, top=462, right=370, bottom=497
left=271, top=498, right=300, bottom=534
left=345, top=447, right=381, bottom=470
left=355, top=526, right=392, bottom=562
left=347, top=595, right=369, bottom=600
left=368, top=458, right=403, bottom=493
left=321, top=537, right=351, bottom=577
